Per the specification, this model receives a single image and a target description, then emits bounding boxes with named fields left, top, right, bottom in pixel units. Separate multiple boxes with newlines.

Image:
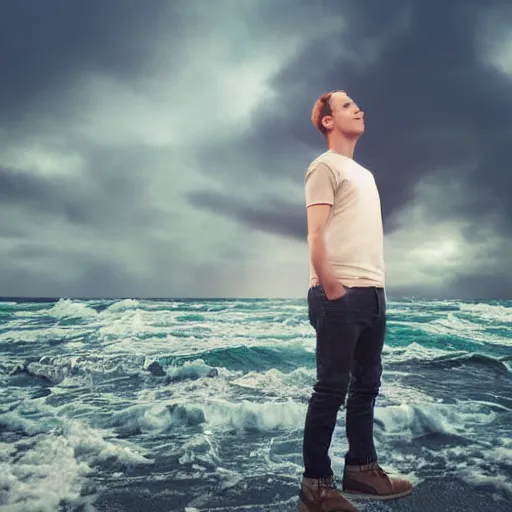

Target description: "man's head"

left=311, top=90, right=365, bottom=139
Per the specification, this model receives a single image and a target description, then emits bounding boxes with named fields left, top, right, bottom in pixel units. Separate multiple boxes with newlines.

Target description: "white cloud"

left=60, top=2, right=337, bottom=151
left=491, top=37, right=512, bottom=76
left=383, top=167, right=505, bottom=293
left=228, top=232, right=309, bottom=298
left=2, top=142, right=85, bottom=177
left=477, top=6, right=512, bottom=77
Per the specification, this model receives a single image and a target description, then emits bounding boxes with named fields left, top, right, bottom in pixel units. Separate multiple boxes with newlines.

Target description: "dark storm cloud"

left=389, top=274, right=512, bottom=301
left=0, top=166, right=56, bottom=210
left=448, top=274, right=512, bottom=301
left=0, top=165, right=96, bottom=230
left=0, top=144, right=166, bottom=234
left=0, top=0, right=172, bottom=123
left=1, top=250, right=145, bottom=298
left=190, top=0, right=512, bottom=238
left=188, top=190, right=306, bottom=239
left=0, top=165, right=92, bottom=226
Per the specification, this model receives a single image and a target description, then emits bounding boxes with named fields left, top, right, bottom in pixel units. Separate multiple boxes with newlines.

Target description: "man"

left=298, top=90, right=413, bottom=512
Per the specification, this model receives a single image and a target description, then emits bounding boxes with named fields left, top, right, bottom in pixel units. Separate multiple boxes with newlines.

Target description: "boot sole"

left=343, top=488, right=412, bottom=501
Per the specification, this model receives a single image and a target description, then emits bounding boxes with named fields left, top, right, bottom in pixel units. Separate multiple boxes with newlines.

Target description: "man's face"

left=323, top=92, right=365, bottom=137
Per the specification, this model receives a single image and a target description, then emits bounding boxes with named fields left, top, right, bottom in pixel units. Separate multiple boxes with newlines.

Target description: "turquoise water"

left=0, top=297, right=511, bottom=511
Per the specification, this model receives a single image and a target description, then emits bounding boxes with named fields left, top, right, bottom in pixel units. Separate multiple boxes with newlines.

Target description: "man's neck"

left=327, top=133, right=358, bottom=159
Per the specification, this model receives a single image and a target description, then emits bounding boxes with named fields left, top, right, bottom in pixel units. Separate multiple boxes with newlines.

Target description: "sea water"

left=0, top=297, right=511, bottom=511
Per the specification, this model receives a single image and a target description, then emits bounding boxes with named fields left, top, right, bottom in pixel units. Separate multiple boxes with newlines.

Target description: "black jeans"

left=302, top=284, right=386, bottom=478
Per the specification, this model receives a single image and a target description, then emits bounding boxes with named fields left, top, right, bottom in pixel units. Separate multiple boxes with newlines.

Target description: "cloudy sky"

left=1, top=0, right=511, bottom=300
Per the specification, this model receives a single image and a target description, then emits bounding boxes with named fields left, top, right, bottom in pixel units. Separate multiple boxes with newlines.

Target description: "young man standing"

left=298, top=91, right=413, bottom=512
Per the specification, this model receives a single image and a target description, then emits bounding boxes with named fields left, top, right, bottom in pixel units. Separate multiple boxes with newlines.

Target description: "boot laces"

left=370, top=464, right=390, bottom=482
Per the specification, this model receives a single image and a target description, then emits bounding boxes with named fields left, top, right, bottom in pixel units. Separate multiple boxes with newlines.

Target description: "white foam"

left=232, top=367, right=313, bottom=399
left=166, top=359, right=219, bottom=381
left=382, top=341, right=454, bottom=363
left=106, top=396, right=306, bottom=435
left=0, top=326, right=79, bottom=344
left=0, top=432, right=91, bottom=512
left=103, top=298, right=140, bottom=312
left=379, top=379, right=437, bottom=405
left=423, top=435, right=512, bottom=499
left=375, top=401, right=497, bottom=440
left=108, top=402, right=181, bottom=434
left=0, top=411, right=153, bottom=512
left=202, top=398, right=306, bottom=432
left=48, top=299, right=98, bottom=320
left=459, top=302, right=512, bottom=324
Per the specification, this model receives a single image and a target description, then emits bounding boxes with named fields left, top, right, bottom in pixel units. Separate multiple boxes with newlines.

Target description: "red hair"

left=311, top=90, right=345, bottom=135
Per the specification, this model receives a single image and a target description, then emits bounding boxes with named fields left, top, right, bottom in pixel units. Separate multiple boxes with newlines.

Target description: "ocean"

left=0, top=297, right=511, bottom=512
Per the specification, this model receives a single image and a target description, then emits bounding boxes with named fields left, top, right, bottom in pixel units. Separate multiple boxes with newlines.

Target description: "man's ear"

left=321, top=115, right=333, bottom=131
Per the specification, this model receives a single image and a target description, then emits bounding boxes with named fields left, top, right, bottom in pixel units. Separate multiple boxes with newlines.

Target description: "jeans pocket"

left=324, top=286, right=352, bottom=303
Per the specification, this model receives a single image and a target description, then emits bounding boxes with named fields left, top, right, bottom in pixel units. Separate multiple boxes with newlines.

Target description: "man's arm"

left=307, top=204, right=345, bottom=299
left=304, top=163, right=345, bottom=300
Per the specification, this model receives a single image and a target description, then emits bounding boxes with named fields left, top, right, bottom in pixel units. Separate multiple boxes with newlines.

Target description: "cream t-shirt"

left=304, top=150, right=385, bottom=288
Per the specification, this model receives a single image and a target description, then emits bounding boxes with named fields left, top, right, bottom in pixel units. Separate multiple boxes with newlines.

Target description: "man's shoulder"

left=306, top=151, right=355, bottom=183
left=305, top=153, right=334, bottom=183
left=306, top=151, right=337, bottom=175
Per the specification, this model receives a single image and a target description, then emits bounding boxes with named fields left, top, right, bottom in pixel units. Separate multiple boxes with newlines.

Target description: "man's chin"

left=340, top=127, right=365, bottom=138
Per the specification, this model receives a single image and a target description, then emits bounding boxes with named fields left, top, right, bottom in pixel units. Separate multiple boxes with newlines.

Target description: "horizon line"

left=0, top=295, right=509, bottom=302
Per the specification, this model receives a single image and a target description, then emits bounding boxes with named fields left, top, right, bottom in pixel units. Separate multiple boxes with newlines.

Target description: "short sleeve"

left=304, top=163, right=337, bottom=207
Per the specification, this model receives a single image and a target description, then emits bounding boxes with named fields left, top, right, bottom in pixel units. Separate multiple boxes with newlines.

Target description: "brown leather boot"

left=298, top=476, right=358, bottom=512
left=342, top=462, right=413, bottom=500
